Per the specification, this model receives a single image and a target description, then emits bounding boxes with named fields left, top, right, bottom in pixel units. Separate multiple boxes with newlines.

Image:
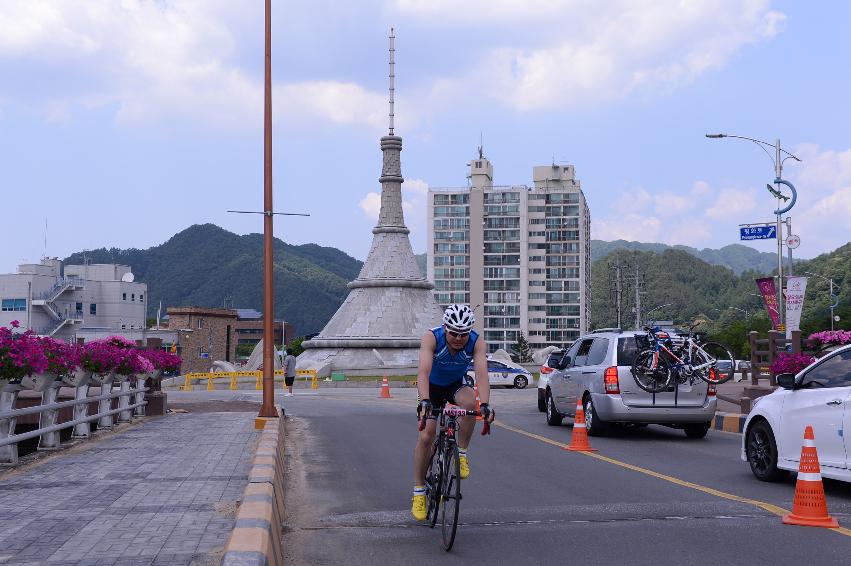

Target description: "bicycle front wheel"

left=631, top=349, right=672, bottom=393
left=694, top=342, right=735, bottom=385
left=440, top=444, right=461, bottom=551
left=425, top=442, right=442, bottom=528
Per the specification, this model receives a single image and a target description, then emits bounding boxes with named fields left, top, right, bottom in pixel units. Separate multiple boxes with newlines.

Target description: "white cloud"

left=787, top=144, right=851, bottom=255
left=359, top=192, right=382, bottom=220
left=411, top=0, right=785, bottom=111
left=705, top=188, right=757, bottom=219
left=0, top=0, right=787, bottom=129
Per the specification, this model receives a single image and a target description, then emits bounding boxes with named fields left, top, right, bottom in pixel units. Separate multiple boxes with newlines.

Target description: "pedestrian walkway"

left=0, top=412, right=259, bottom=565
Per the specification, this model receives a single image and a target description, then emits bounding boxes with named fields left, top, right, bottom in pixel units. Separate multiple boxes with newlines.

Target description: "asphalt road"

left=169, top=388, right=851, bottom=565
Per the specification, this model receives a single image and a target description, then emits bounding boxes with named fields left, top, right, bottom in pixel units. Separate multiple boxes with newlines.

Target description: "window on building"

left=122, top=293, right=127, bottom=301
left=197, top=318, right=204, bottom=329
left=1, top=298, right=26, bottom=312
left=75, top=302, right=83, bottom=312
left=139, top=294, right=144, bottom=302
left=131, top=294, right=135, bottom=301
left=90, top=303, right=97, bottom=315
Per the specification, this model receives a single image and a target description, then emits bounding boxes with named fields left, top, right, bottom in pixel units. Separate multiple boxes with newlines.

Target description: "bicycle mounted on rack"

left=418, top=405, right=490, bottom=551
left=630, top=321, right=735, bottom=394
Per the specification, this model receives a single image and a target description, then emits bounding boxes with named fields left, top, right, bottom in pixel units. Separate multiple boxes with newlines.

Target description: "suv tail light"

left=707, top=369, right=717, bottom=396
left=541, top=365, right=553, bottom=374
left=604, top=367, right=620, bottom=394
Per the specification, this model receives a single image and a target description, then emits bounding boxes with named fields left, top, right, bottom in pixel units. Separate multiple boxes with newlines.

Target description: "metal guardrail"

left=182, top=369, right=318, bottom=391
left=0, top=380, right=148, bottom=464
left=36, top=277, right=84, bottom=300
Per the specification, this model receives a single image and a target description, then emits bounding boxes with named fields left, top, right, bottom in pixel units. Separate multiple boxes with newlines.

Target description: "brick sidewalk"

left=0, top=412, right=259, bottom=565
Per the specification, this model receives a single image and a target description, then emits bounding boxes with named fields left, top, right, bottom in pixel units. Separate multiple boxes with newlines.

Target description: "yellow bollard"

left=311, top=374, right=318, bottom=390
left=207, top=375, right=214, bottom=391
left=255, top=371, right=262, bottom=390
left=230, top=374, right=237, bottom=390
left=183, top=374, right=193, bottom=391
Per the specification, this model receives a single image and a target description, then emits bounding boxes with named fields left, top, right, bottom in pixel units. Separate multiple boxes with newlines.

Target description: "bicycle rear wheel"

left=425, top=441, right=442, bottom=528
left=631, top=349, right=672, bottom=393
left=693, top=342, right=735, bottom=384
left=440, top=443, right=461, bottom=551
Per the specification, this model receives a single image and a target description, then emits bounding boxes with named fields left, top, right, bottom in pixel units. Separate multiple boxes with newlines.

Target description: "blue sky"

left=2, top=0, right=850, bottom=274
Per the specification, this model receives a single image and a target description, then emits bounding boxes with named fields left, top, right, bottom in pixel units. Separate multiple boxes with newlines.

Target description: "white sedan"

left=466, top=359, right=532, bottom=389
left=742, top=344, right=851, bottom=483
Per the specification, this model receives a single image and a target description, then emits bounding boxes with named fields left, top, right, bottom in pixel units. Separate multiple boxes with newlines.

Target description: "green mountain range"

left=64, top=224, right=848, bottom=343
left=63, top=224, right=361, bottom=336
left=590, top=240, right=791, bottom=275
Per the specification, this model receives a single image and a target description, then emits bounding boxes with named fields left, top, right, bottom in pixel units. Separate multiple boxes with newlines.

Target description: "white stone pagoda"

left=297, top=30, right=443, bottom=375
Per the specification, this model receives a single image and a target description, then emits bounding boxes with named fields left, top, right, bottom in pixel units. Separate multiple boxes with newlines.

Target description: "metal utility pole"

left=259, top=0, right=277, bottom=419
left=631, top=264, right=645, bottom=330
left=806, top=271, right=840, bottom=331
left=609, top=256, right=626, bottom=329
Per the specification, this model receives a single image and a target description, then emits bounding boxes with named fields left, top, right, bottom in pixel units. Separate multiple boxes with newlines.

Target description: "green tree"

left=512, top=333, right=533, bottom=363
left=288, top=337, right=306, bottom=357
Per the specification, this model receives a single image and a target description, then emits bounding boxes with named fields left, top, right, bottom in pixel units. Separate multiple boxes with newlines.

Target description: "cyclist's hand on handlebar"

left=479, top=403, right=495, bottom=423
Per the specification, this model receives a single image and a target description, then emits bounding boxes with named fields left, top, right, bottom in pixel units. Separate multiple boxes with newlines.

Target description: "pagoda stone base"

left=297, top=345, right=421, bottom=377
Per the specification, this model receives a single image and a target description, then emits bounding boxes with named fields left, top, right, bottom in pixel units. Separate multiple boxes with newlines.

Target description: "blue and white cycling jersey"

left=428, top=326, right=479, bottom=386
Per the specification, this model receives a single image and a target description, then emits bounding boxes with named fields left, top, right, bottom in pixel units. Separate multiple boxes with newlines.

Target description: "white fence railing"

left=0, top=375, right=148, bottom=465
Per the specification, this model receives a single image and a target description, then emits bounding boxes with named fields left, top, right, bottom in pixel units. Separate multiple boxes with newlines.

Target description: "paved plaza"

left=0, top=412, right=259, bottom=565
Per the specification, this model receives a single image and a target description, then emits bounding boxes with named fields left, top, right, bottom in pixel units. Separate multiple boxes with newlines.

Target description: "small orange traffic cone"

left=564, top=400, right=597, bottom=452
left=380, top=376, right=392, bottom=398
left=782, top=426, right=838, bottom=528
left=474, top=382, right=482, bottom=421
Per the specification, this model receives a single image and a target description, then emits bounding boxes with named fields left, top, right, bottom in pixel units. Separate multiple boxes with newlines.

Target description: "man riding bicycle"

left=412, top=304, right=494, bottom=521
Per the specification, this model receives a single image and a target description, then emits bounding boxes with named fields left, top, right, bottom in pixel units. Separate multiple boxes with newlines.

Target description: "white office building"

left=427, top=153, right=591, bottom=354
left=0, top=258, right=149, bottom=341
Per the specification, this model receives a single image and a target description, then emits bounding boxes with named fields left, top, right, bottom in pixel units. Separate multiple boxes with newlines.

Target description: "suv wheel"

left=546, top=392, right=562, bottom=426
left=537, top=389, right=547, bottom=412
left=683, top=422, right=711, bottom=439
left=745, top=420, right=788, bottom=482
left=514, top=375, right=528, bottom=389
left=584, top=396, right=611, bottom=437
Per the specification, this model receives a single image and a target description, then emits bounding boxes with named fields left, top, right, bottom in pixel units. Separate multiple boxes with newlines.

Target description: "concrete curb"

left=222, top=407, right=285, bottom=566
left=712, top=411, right=746, bottom=434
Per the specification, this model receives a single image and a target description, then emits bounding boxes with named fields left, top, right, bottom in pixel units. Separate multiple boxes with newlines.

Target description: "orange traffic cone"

left=380, top=376, right=392, bottom=399
left=564, top=400, right=597, bottom=452
left=782, top=426, right=839, bottom=528
left=474, top=382, right=482, bottom=421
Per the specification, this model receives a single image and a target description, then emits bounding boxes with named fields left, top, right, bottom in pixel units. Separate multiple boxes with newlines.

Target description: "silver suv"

left=543, top=329, right=717, bottom=438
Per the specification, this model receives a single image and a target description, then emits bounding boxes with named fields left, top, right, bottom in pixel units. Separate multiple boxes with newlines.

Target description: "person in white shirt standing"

left=284, top=348, right=297, bottom=396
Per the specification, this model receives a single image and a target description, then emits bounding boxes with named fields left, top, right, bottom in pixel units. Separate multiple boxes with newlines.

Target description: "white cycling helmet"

left=443, top=304, right=475, bottom=333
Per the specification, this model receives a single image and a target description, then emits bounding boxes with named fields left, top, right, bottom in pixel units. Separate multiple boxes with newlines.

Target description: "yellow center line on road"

left=493, top=420, right=851, bottom=538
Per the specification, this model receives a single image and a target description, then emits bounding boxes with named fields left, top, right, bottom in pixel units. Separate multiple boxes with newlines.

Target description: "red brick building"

left=167, top=307, right=238, bottom=374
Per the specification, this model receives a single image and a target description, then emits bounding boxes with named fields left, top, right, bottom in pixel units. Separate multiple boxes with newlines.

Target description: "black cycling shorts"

left=427, top=380, right=471, bottom=417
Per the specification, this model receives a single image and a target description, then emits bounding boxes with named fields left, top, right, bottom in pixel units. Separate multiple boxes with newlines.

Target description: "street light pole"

left=706, top=133, right=801, bottom=330
left=805, top=271, right=839, bottom=331
left=259, top=0, right=277, bottom=419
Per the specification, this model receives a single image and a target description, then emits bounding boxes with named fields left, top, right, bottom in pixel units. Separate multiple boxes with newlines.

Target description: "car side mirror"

left=776, top=373, right=797, bottom=390
left=558, top=355, right=572, bottom=369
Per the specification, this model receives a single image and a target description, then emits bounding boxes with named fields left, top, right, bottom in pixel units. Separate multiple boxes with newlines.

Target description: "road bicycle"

left=418, top=406, right=491, bottom=551
left=631, top=322, right=735, bottom=394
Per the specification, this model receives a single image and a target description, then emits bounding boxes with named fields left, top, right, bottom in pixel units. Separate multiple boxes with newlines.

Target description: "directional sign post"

left=739, top=225, right=776, bottom=240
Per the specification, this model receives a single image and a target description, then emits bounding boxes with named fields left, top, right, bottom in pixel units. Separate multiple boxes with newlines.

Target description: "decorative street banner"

left=785, top=276, right=808, bottom=338
left=755, top=277, right=781, bottom=329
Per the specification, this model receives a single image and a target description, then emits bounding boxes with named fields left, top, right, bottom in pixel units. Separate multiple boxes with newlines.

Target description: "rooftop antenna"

left=43, top=218, right=48, bottom=260
left=388, top=27, right=395, bottom=135
left=478, top=132, right=484, bottom=159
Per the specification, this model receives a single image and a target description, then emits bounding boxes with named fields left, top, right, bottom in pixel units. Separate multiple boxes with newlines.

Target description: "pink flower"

left=769, top=352, right=816, bottom=376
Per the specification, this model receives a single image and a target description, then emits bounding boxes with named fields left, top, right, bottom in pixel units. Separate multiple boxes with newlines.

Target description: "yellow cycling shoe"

left=459, top=454, right=470, bottom=479
left=411, top=494, right=427, bottom=521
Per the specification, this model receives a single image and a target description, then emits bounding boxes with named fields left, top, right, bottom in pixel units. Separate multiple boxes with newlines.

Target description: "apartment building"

left=0, top=258, right=148, bottom=341
left=427, top=153, right=591, bottom=354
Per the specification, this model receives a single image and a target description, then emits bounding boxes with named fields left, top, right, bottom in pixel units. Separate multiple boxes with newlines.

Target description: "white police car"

left=467, top=358, right=532, bottom=389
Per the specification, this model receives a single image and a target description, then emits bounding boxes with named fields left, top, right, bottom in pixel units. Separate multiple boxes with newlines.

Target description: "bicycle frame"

left=646, top=327, right=717, bottom=378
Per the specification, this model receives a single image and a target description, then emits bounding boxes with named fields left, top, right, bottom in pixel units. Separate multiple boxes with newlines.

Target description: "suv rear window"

left=616, top=336, right=641, bottom=367
left=545, top=351, right=564, bottom=367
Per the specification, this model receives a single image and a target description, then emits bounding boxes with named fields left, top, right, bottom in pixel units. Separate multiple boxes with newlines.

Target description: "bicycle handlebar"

left=418, top=407, right=491, bottom=435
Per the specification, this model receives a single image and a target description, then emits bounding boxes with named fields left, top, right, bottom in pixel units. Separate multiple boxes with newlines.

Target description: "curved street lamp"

left=706, top=133, right=802, bottom=327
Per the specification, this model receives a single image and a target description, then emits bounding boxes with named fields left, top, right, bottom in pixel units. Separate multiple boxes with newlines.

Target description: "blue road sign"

left=740, top=225, right=776, bottom=240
